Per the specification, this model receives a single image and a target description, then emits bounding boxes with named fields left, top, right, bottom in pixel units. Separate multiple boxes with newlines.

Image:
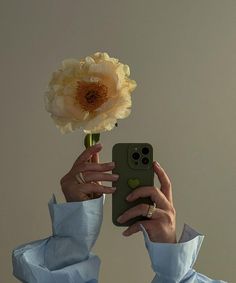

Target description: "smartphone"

left=112, top=143, right=154, bottom=226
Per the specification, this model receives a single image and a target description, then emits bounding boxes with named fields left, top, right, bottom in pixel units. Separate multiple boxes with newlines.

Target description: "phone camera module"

left=142, top=157, right=149, bottom=164
left=142, top=147, right=149, bottom=155
left=132, top=152, right=140, bottom=160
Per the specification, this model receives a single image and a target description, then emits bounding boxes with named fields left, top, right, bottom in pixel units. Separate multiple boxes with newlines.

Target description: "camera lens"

left=142, top=157, right=149, bottom=164
left=142, top=147, right=149, bottom=155
left=132, top=152, right=140, bottom=160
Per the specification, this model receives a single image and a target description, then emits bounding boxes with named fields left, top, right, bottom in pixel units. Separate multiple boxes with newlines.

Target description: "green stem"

left=84, top=133, right=100, bottom=148
left=83, top=132, right=101, bottom=199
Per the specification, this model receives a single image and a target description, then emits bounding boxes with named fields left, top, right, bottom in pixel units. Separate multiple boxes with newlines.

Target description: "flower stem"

left=83, top=133, right=101, bottom=199
left=84, top=133, right=100, bottom=148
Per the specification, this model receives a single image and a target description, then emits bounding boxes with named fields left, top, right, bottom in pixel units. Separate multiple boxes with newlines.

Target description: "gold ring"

left=146, top=203, right=156, bottom=219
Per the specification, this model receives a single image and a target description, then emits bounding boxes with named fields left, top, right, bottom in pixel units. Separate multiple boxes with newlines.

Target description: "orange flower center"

left=75, top=81, right=109, bottom=112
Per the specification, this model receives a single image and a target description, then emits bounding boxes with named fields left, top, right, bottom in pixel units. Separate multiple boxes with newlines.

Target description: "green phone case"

left=112, top=143, right=154, bottom=226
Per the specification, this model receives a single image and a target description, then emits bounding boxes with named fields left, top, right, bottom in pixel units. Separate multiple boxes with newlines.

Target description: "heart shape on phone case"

left=127, top=178, right=140, bottom=189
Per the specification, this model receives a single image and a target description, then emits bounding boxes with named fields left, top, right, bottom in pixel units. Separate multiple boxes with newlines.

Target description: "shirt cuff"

left=12, top=237, right=101, bottom=283
left=140, top=223, right=205, bottom=282
left=44, top=194, right=105, bottom=270
left=48, top=193, right=105, bottom=237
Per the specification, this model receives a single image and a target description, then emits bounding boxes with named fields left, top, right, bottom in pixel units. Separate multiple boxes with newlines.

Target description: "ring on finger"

left=146, top=203, right=157, bottom=219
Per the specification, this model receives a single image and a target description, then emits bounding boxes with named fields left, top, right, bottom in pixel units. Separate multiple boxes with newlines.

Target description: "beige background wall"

left=0, top=0, right=235, bottom=282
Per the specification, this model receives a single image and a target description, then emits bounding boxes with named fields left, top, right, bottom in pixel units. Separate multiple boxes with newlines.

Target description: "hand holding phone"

left=112, top=143, right=155, bottom=226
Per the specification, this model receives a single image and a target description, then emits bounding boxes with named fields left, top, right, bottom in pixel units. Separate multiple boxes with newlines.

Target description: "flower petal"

left=44, top=51, right=137, bottom=134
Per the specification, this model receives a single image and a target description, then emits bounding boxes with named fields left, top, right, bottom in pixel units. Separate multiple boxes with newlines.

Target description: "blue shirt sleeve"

left=12, top=194, right=227, bottom=283
left=139, top=223, right=227, bottom=283
left=12, top=194, right=105, bottom=283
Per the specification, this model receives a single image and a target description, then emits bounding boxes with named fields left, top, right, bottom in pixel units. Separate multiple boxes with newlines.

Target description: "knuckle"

left=164, top=211, right=175, bottom=227
left=167, top=205, right=176, bottom=216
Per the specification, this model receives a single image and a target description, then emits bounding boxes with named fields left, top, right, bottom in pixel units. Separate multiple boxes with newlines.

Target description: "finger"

left=153, top=161, right=173, bottom=204
left=90, top=153, right=102, bottom=185
left=123, top=222, right=142, bottom=236
left=82, top=172, right=119, bottom=183
left=126, top=186, right=170, bottom=210
left=122, top=220, right=154, bottom=237
left=117, top=203, right=165, bottom=224
left=78, top=182, right=117, bottom=195
left=90, top=152, right=99, bottom=163
left=73, top=143, right=103, bottom=166
left=73, top=161, right=115, bottom=173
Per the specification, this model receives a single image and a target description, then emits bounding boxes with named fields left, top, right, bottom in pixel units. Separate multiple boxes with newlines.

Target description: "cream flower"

left=44, top=52, right=137, bottom=134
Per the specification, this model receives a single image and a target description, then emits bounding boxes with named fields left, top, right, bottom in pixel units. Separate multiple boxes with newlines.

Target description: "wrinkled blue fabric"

left=12, top=194, right=227, bottom=283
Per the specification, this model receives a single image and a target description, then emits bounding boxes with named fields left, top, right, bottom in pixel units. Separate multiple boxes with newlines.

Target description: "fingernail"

left=126, top=194, right=132, bottom=200
left=108, top=162, right=115, bottom=166
left=110, top=187, right=116, bottom=190
left=95, top=143, right=102, bottom=148
left=117, top=216, right=123, bottom=222
left=154, top=161, right=160, bottom=167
